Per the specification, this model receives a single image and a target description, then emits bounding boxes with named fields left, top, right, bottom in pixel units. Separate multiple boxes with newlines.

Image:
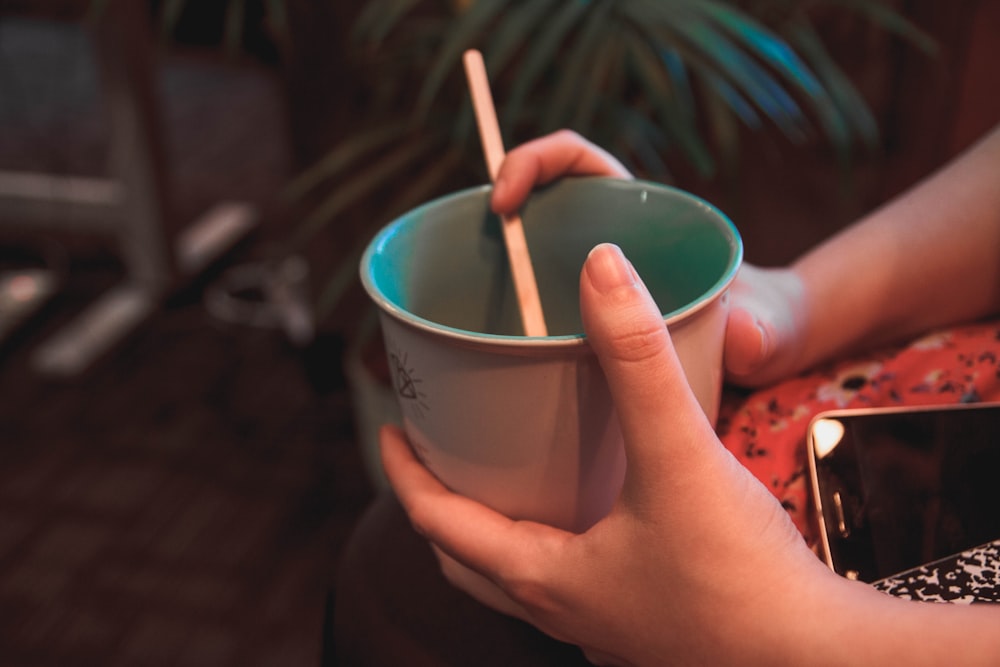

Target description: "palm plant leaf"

left=568, top=23, right=625, bottom=134
left=686, top=22, right=808, bottom=138
left=624, top=34, right=716, bottom=177
left=504, top=2, right=588, bottom=137
left=158, top=0, right=187, bottom=43
left=223, top=0, right=246, bottom=59
left=539, top=0, right=616, bottom=133
left=84, top=0, right=111, bottom=22
left=701, top=68, right=761, bottom=130
left=287, top=134, right=441, bottom=250
left=502, top=0, right=590, bottom=132
left=659, top=46, right=697, bottom=124
left=415, top=0, right=510, bottom=117
left=622, top=2, right=808, bottom=143
left=263, top=0, right=291, bottom=55
left=313, top=147, right=466, bottom=318
left=694, top=2, right=858, bottom=151
left=282, top=124, right=412, bottom=202
left=699, top=73, right=744, bottom=176
left=784, top=18, right=878, bottom=155
left=697, top=1, right=827, bottom=98
left=481, top=0, right=560, bottom=76
left=613, top=106, right=674, bottom=177
left=353, top=0, right=423, bottom=47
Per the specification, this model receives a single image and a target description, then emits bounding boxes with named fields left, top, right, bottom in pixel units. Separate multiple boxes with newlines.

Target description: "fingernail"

left=755, top=321, right=769, bottom=360
left=586, top=243, right=636, bottom=294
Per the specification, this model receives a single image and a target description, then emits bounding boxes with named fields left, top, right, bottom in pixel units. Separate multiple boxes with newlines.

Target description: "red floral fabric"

left=716, top=320, right=1000, bottom=547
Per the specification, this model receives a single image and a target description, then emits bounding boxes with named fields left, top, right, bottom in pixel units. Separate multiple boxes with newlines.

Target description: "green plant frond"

left=84, top=0, right=111, bottom=22
left=314, top=241, right=369, bottom=323
left=482, top=0, right=560, bottom=78
left=624, top=36, right=716, bottom=177
left=224, top=0, right=246, bottom=59
left=502, top=0, right=591, bottom=132
left=660, top=47, right=697, bottom=123
left=567, top=51, right=612, bottom=136
left=382, top=147, right=468, bottom=225
left=696, top=1, right=825, bottom=99
left=264, top=0, right=291, bottom=54
left=353, top=0, right=387, bottom=40
left=699, top=1, right=875, bottom=154
left=827, top=0, right=939, bottom=55
left=623, top=4, right=808, bottom=143
left=286, top=135, right=440, bottom=249
left=570, top=25, right=627, bottom=134
left=613, top=107, right=674, bottom=179
left=700, top=74, right=745, bottom=177
left=602, top=29, right=632, bottom=117
left=449, top=98, right=479, bottom=160
left=635, top=7, right=808, bottom=142
left=785, top=20, right=875, bottom=155
left=353, top=0, right=424, bottom=47
left=415, top=0, right=510, bottom=118
left=682, top=18, right=809, bottom=140
left=159, top=0, right=187, bottom=44
left=282, top=125, right=413, bottom=203
left=701, top=69, right=762, bottom=129
left=540, top=0, right=617, bottom=133
left=313, top=148, right=466, bottom=320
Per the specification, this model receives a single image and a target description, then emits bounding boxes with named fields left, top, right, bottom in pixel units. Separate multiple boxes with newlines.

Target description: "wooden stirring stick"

left=463, top=49, right=548, bottom=337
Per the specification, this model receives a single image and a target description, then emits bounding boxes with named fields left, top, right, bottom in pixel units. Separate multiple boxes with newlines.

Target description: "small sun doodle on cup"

left=386, top=338, right=430, bottom=421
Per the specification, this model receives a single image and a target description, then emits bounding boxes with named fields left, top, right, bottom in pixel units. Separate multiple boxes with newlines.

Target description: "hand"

left=724, top=264, right=810, bottom=387
left=380, top=243, right=840, bottom=665
left=492, top=130, right=812, bottom=389
left=490, top=130, right=632, bottom=216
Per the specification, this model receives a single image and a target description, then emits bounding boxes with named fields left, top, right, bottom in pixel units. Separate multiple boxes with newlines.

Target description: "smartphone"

left=807, top=403, right=1000, bottom=583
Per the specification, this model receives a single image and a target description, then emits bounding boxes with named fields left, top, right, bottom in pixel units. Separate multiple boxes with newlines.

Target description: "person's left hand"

left=380, top=243, right=837, bottom=666
left=724, top=263, right=809, bottom=387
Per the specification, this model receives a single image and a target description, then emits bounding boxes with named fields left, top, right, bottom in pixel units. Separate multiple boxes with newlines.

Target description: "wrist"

left=769, top=562, right=1000, bottom=666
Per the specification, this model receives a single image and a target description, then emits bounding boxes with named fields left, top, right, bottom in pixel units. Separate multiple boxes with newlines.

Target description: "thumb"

left=724, top=305, right=770, bottom=381
left=579, top=244, right=718, bottom=493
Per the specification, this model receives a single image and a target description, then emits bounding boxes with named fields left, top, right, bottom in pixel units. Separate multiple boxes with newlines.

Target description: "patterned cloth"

left=872, top=539, right=1000, bottom=603
left=716, top=320, right=1000, bottom=548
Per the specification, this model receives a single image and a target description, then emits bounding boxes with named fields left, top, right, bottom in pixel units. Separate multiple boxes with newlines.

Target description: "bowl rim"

left=360, top=176, right=743, bottom=349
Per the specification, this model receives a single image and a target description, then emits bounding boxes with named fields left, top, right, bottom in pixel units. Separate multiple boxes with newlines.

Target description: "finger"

left=379, top=425, right=567, bottom=590
left=432, top=545, right=531, bottom=622
left=581, top=647, right=627, bottom=667
left=579, top=244, right=718, bottom=494
left=723, top=305, right=768, bottom=381
left=492, top=130, right=632, bottom=215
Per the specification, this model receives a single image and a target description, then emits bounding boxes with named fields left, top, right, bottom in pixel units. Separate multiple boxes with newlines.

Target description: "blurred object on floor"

left=0, top=7, right=263, bottom=375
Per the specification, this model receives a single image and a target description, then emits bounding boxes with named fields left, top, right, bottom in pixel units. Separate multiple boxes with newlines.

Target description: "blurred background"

left=0, top=0, right=997, bottom=664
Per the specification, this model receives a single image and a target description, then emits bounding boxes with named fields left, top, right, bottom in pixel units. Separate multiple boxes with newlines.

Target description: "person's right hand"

left=380, top=243, right=835, bottom=665
left=490, top=130, right=632, bottom=216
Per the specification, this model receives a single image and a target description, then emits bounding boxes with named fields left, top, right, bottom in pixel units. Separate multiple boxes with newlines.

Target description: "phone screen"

left=807, top=404, right=1000, bottom=583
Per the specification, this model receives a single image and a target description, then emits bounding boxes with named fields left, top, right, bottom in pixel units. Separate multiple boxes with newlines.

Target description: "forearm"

left=692, top=550, right=1000, bottom=666
left=791, top=125, right=1000, bottom=370
left=797, top=573, right=1000, bottom=666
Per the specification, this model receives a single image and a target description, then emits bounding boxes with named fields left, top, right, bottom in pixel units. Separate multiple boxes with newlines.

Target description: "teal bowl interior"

left=362, top=177, right=742, bottom=340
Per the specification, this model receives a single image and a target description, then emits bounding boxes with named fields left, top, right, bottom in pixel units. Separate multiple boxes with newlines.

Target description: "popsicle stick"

left=463, top=49, right=548, bottom=337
